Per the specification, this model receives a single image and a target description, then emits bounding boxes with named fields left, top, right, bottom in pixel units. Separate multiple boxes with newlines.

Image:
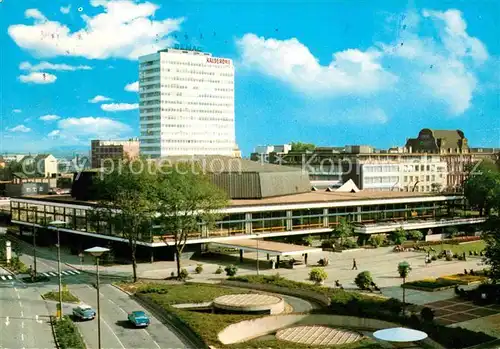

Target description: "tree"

left=91, top=159, right=157, bottom=282
left=390, top=227, right=407, bottom=245
left=290, top=142, right=316, bottom=153
left=156, top=162, right=228, bottom=279
left=482, top=217, right=500, bottom=282
left=333, top=218, right=353, bottom=246
left=431, top=183, right=442, bottom=193
left=463, top=162, right=500, bottom=216
left=398, top=261, right=412, bottom=307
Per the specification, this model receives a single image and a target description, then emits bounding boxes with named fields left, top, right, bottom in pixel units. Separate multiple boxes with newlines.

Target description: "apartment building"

left=138, top=48, right=236, bottom=158
left=91, top=139, right=140, bottom=168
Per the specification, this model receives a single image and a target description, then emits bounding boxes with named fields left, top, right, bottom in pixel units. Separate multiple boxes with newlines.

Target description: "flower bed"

left=439, top=273, right=488, bottom=285
left=410, top=236, right=482, bottom=248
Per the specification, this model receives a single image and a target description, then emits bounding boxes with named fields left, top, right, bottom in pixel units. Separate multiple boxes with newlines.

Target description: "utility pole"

left=31, top=207, right=37, bottom=280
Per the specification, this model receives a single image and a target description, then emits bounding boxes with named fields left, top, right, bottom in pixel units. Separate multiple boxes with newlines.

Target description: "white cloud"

left=238, top=8, right=489, bottom=116
left=89, top=95, right=113, bottom=103
left=48, top=130, right=60, bottom=138
left=40, top=114, right=60, bottom=121
left=20, top=61, right=92, bottom=72
left=60, top=5, right=71, bottom=14
left=101, top=103, right=139, bottom=112
left=125, top=81, right=139, bottom=92
left=12, top=109, right=22, bottom=113
left=237, top=34, right=397, bottom=97
left=8, top=125, right=31, bottom=133
left=422, top=9, right=488, bottom=63
left=52, top=117, right=132, bottom=142
left=19, top=72, right=57, bottom=84
left=8, top=0, right=184, bottom=60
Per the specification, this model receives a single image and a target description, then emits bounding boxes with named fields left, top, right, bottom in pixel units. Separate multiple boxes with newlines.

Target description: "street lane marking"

left=20, top=311, right=24, bottom=317
left=17, top=293, right=21, bottom=299
left=19, top=301, right=23, bottom=308
left=42, top=273, right=50, bottom=277
left=49, top=272, right=57, bottom=277
left=7, top=275, right=12, bottom=280
left=22, top=321, right=24, bottom=329
left=21, top=333, right=24, bottom=341
left=1, top=276, right=5, bottom=281
left=142, top=329, right=161, bottom=349
left=72, top=270, right=80, bottom=274
left=61, top=271, right=69, bottom=275
left=102, top=319, right=126, bottom=349
left=66, top=270, right=76, bottom=275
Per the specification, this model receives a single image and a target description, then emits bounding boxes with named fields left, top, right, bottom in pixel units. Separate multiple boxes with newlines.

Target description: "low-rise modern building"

left=91, top=139, right=140, bottom=168
left=19, top=154, right=58, bottom=178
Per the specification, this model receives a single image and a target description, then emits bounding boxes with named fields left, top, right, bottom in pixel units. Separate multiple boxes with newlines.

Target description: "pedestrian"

left=352, top=258, right=358, bottom=270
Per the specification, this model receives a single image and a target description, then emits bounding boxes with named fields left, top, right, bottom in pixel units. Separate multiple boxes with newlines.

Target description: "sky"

left=0, top=0, right=499, bottom=157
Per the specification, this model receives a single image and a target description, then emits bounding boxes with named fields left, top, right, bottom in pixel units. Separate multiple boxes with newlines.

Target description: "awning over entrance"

left=210, top=239, right=322, bottom=256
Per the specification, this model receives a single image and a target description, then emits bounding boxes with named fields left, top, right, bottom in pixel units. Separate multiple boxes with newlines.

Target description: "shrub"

left=431, top=255, right=437, bottom=261
left=390, top=228, right=407, bottom=245
left=421, top=307, right=435, bottom=322
left=179, top=268, right=189, bottom=280
left=354, top=271, right=373, bottom=290
left=215, top=266, right=223, bottom=274
left=342, top=240, right=358, bottom=249
left=224, top=265, right=238, bottom=277
left=321, top=239, right=335, bottom=249
left=309, top=268, right=328, bottom=284
left=404, top=278, right=458, bottom=290
left=369, top=235, right=385, bottom=247
left=407, top=230, right=424, bottom=241
left=446, top=255, right=453, bottom=261
left=195, top=264, right=203, bottom=274
left=53, top=316, right=85, bottom=349
left=138, top=286, right=168, bottom=294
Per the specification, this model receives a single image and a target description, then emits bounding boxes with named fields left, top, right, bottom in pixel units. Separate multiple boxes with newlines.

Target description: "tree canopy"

left=290, top=142, right=316, bottom=153
left=463, top=161, right=500, bottom=216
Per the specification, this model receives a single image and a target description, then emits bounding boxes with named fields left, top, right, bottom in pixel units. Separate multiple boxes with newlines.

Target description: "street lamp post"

left=256, top=234, right=260, bottom=276
left=49, top=220, right=67, bottom=319
left=85, top=246, right=110, bottom=349
left=30, top=207, right=37, bottom=280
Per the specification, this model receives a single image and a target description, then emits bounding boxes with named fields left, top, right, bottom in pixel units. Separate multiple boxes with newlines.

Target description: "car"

left=72, top=304, right=96, bottom=321
left=127, top=310, right=150, bottom=327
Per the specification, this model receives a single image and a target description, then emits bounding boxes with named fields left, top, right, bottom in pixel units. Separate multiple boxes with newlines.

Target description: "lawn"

left=229, top=338, right=384, bottom=349
left=434, top=240, right=486, bottom=255
left=42, top=290, right=80, bottom=303
left=125, top=282, right=383, bottom=349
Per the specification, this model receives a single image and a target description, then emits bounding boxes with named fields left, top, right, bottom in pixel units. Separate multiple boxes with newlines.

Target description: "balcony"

left=353, top=217, right=486, bottom=234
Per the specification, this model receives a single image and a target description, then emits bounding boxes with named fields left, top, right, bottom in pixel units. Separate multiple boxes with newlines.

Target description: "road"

left=13, top=238, right=191, bottom=349
left=0, top=269, right=55, bottom=349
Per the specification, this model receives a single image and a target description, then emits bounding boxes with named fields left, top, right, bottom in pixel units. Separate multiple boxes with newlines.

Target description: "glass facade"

left=10, top=197, right=465, bottom=242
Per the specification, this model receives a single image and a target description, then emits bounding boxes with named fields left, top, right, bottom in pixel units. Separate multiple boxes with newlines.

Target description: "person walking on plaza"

left=352, top=258, right=358, bottom=270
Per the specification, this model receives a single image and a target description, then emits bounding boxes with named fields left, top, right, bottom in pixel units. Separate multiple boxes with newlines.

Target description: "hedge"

left=403, top=278, right=459, bottom=290
left=53, top=316, right=86, bottom=349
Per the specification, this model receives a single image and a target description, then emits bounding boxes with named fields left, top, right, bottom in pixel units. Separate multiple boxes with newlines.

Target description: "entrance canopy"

left=210, top=239, right=322, bottom=256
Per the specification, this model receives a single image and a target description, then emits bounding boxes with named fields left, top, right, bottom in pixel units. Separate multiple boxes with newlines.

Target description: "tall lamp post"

left=49, top=220, right=68, bottom=319
left=30, top=207, right=38, bottom=280
left=256, top=234, right=260, bottom=276
left=85, top=246, right=110, bottom=349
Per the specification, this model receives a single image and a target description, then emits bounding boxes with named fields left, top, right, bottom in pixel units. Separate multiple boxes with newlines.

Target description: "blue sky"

left=0, top=0, right=499, bottom=156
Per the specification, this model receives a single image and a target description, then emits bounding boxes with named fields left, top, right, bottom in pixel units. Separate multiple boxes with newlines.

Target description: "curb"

left=49, top=316, right=61, bottom=349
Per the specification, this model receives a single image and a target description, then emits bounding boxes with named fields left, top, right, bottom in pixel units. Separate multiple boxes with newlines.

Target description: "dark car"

left=127, top=311, right=150, bottom=327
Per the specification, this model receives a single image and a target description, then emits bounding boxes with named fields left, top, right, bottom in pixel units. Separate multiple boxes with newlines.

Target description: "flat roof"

left=16, top=191, right=459, bottom=211
left=229, top=191, right=438, bottom=207
left=211, top=239, right=322, bottom=256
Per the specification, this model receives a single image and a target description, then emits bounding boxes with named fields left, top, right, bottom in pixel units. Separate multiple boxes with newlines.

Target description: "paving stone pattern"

left=426, top=298, right=500, bottom=325
left=276, top=326, right=362, bottom=346
left=215, top=293, right=281, bottom=307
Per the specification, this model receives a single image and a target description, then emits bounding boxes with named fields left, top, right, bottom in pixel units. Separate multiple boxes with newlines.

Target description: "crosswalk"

left=0, top=269, right=82, bottom=283
left=38, top=269, right=81, bottom=278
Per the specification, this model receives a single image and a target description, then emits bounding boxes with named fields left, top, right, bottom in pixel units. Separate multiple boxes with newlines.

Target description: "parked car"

left=127, top=311, right=150, bottom=327
left=72, top=304, right=96, bottom=321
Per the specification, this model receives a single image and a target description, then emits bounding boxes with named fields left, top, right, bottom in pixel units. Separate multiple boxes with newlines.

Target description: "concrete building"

left=19, top=154, right=58, bottom=178
left=91, top=139, right=140, bottom=168
left=139, top=48, right=235, bottom=158
left=405, top=129, right=469, bottom=154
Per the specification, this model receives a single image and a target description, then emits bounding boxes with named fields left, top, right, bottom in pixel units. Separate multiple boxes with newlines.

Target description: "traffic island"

left=52, top=315, right=86, bottom=349
left=42, top=289, right=80, bottom=303
left=213, top=294, right=285, bottom=314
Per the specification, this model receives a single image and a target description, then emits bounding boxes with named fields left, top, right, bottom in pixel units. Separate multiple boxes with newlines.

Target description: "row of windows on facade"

left=141, top=146, right=232, bottom=152
left=141, top=138, right=233, bottom=144
left=158, top=60, right=232, bottom=68
left=140, top=115, right=233, bottom=122
left=140, top=100, right=234, bottom=107
left=142, top=67, right=234, bottom=77
left=404, top=174, right=444, bottom=182
left=140, top=129, right=233, bottom=137
left=141, top=107, right=233, bottom=114
left=140, top=75, right=233, bottom=85
left=364, top=164, right=445, bottom=173
left=140, top=130, right=233, bottom=137
left=140, top=88, right=233, bottom=98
